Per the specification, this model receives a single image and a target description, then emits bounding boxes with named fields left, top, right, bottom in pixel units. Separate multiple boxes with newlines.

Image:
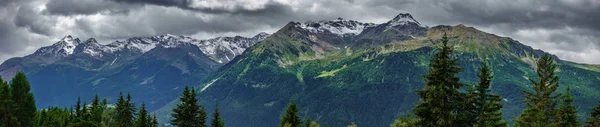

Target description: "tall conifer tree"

left=585, top=101, right=600, bottom=127
left=516, top=55, right=561, bottom=126
left=211, top=106, right=224, bottom=127
left=280, top=101, right=301, bottom=127
left=413, top=33, right=465, bottom=126
left=557, top=87, right=579, bottom=127
left=135, top=102, right=152, bottom=127
left=0, top=77, right=19, bottom=126
left=116, top=92, right=136, bottom=127
left=473, top=62, right=506, bottom=127
left=10, top=72, right=36, bottom=127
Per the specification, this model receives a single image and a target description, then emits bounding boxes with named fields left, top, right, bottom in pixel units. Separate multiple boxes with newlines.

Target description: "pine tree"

left=90, top=94, right=104, bottom=125
left=557, top=87, right=579, bottom=127
left=211, top=106, right=225, bottom=127
left=586, top=101, right=600, bottom=127
left=472, top=62, right=506, bottom=127
left=82, top=101, right=89, bottom=121
left=135, top=102, right=152, bottom=127
left=0, top=77, right=19, bottom=127
left=171, top=86, right=205, bottom=127
left=280, top=101, right=301, bottom=127
left=10, top=72, right=36, bottom=127
left=116, top=92, right=136, bottom=127
left=75, top=96, right=82, bottom=120
left=152, top=114, right=159, bottom=127
left=304, top=117, right=311, bottom=127
left=198, top=104, right=208, bottom=127
left=516, top=55, right=561, bottom=126
left=413, top=33, right=465, bottom=126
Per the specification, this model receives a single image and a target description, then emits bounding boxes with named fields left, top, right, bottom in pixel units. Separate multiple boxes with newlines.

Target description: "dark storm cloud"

left=1, top=0, right=600, bottom=63
left=14, top=5, right=55, bottom=36
left=109, top=0, right=296, bottom=16
left=438, top=0, right=600, bottom=31
left=44, top=0, right=137, bottom=16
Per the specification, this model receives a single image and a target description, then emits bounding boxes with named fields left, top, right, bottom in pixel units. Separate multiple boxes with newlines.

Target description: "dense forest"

left=2, top=34, right=600, bottom=127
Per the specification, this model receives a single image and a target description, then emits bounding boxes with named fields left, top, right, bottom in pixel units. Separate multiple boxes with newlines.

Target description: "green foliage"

left=557, top=87, right=580, bottom=127
left=280, top=101, right=301, bottom=127
left=211, top=106, right=225, bottom=127
left=585, top=101, right=600, bottom=127
left=516, top=55, right=561, bottom=126
left=135, top=102, right=153, bottom=127
left=35, top=107, right=72, bottom=127
left=90, top=94, right=106, bottom=126
left=0, top=76, right=19, bottom=126
left=115, top=93, right=136, bottom=127
left=473, top=62, right=507, bottom=127
left=413, top=34, right=467, bottom=126
left=171, top=86, right=207, bottom=127
left=10, top=72, right=36, bottom=127
left=390, top=114, right=415, bottom=127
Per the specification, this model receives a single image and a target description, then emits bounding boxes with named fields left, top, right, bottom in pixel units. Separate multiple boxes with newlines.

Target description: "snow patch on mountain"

left=194, top=32, right=270, bottom=63
left=33, top=33, right=270, bottom=63
left=33, top=35, right=82, bottom=57
left=299, top=18, right=376, bottom=36
left=387, top=13, right=426, bottom=28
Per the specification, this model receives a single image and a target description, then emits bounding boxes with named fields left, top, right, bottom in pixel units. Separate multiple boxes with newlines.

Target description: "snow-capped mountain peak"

left=194, top=32, right=270, bottom=63
left=32, top=35, right=82, bottom=57
left=298, top=18, right=376, bottom=36
left=387, top=13, right=426, bottom=28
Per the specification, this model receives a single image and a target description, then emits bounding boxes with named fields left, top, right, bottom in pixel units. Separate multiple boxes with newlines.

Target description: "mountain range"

left=2, top=13, right=600, bottom=127
left=150, top=13, right=600, bottom=126
left=0, top=33, right=269, bottom=110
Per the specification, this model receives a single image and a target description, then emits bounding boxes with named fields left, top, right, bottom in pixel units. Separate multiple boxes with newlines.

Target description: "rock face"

left=153, top=13, right=600, bottom=127
left=0, top=33, right=269, bottom=111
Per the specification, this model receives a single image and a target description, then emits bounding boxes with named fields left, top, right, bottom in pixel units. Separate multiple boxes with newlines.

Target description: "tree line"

left=2, top=34, right=600, bottom=127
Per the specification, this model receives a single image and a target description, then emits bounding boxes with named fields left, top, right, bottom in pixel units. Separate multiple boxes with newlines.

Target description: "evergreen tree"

left=413, top=33, right=465, bottom=126
left=0, top=77, right=19, bottom=126
left=280, top=101, right=301, bottom=127
left=75, top=96, right=82, bottom=121
left=82, top=101, right=89, bottom=121
left=90, top=94, right=104, bottom=125
left=516, top=55, right=561, bottom=126
left=557, top=87, right=579, bottom=127
left=10, top=72, right=36, bottom=127
left=586, top=101, right=600, bottom=127
left=135, top=102, right=152, bottom=127
left=211, top=106, right=224, bottom=127
left=198, top=104, right=207, bottom=127
left=473, top=62, right=506, bottom=127
left=390, top=113, right=415, bottom=127
left=152, top=114, right=159, bottom=127
left=171, top=86, right=205, bottom=127
left=115, top=92, right=136, bottom=127
left=304, top=117, right=311, bottom=127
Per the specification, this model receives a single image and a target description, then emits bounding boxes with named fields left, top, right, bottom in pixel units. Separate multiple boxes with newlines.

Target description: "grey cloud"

left=44, top=0, right=138, bottom=16
left=2, top=0, right=600, bottom=64
left=14, top=5, right=56, bottom=36
left=437, top=0, right=600, bottom=31
left=111, top=0, right=294, bottom=16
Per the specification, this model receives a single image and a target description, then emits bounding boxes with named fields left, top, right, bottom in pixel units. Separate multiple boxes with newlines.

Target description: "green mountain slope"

left=156, top=14, right=600, bottom=127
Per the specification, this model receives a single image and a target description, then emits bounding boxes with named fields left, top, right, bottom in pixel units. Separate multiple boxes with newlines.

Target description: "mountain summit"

left=0, top=33, right=269, bottom=111
left=154, top=13, right=600, bottom=127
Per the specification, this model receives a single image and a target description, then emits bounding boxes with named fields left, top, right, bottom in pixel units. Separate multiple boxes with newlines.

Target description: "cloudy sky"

left=1, top=0, right=599, bottom=64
